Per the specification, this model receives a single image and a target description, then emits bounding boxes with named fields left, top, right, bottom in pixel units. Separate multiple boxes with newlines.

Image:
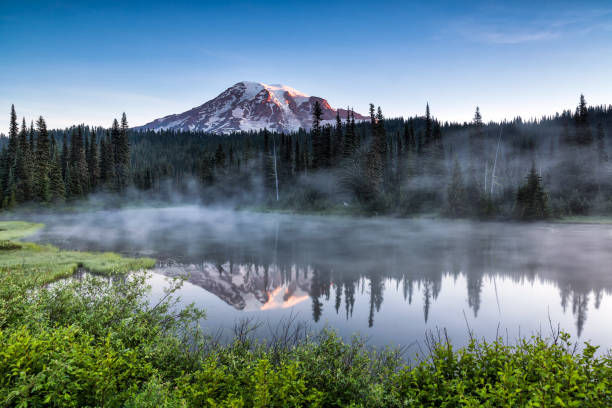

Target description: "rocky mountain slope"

left=135, top=81, right=367, bottom=133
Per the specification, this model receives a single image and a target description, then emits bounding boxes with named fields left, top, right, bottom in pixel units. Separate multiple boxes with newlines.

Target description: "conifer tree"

left=199, top=155, right=215, bottom=186
left=575, top=94, right=593, bottom=145
left=100, top=131, right=115, bottom=189
left=34, top=116, right=51, bottom=202
left=61, top=133, right=69, bottom=179
left=28, top=121, right=35, bottom=157
left=322, top=124, right=332, bottom=167
left=2, top=105, right=19, bottom=200
left=88, top=131, right=100, bottom=190
left=333, top=111, right=343, bottom=160
left=48, top=137, right=66, bottom=202
left=7, top=105, right=18, bottom=161
left=350, top=109, right=358, bottom=150
left=14, top=118, right=32, bottom=202
left=343, top=108, right=355, bottom=158
left=447, top=159, right=466, bottom=217
left=364, top=105, right=386, bottom=207
left=262, top=128, right=275, bottom=193
left=424, top=103, right=432, bottom=147
left=596, top=121, right=608, bottom=163
left=115, top=113, right=131, bottom=191
left=311, top=101, right=325, bottom=169
left=516, top=163, right=549, bottom=220
left=69, top=127, right=89, bottom=197
left=294, top=137, right=302, bottom=173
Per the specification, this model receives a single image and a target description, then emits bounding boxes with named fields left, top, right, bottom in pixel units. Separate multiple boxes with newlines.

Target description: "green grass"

left=554, top=216, right=612, bottom=224
left=0, top=221, right=155, bottom=285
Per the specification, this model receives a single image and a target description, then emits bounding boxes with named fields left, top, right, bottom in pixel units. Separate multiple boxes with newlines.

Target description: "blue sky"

left=1, top=0, right=611, bottom=133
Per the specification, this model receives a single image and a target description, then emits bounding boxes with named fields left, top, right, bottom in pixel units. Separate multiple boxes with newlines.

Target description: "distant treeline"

left=2, top=96, right=611, bottom=219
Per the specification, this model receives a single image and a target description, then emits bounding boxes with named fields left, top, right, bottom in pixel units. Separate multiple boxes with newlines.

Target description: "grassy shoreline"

left=0, top=221, right=155, bottom=285
left=554, top=215, right=612, bottom=224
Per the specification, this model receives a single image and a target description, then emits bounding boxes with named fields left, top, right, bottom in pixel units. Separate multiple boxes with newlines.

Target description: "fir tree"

left=575, top=94, right=593, bottom=145
left=515, top=163, right=549, bottom=220
left=424, top=103, right=432, bottom=147
left=333, top=111, right=343, bottom=160
left=262, top=128, right=275, bottom=193
left=115, top=113, right=131, bottom=191
left=100, top=131, right=115, bottom=189
left=48, top=137, right=66, bottom=202
left=61, top=132, right=69, bottom=179
left=596, top=121, right=608, bottom=163
left=447, top=159, right=466, bottom=217
left=311, top=101, right=325, bottom=169
left=2, top=105, right=19, bottom=200
left=88, top=131, right=100, bottom=190
left=14, top=118, right=32, bottom=202
left=34, top=116, right=51, bottom=203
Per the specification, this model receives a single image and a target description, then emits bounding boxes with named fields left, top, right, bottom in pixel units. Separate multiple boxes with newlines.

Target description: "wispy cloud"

left=481, top=30, right=559, bottom=44
left=451, top=6, right=612, bottom=45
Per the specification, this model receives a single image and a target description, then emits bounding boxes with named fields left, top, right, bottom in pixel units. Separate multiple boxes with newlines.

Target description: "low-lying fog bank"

left=20, top=205, right=612, bottom=350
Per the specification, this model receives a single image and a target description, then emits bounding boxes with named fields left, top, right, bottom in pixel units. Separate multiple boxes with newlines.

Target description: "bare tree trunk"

left=272, top=134, right=279, bottom=201
left=490, top=128, right=502, bottom=196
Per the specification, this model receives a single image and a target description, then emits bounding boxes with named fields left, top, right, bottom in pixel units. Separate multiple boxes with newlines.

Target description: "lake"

left=25, top=205, right=612, bottom=352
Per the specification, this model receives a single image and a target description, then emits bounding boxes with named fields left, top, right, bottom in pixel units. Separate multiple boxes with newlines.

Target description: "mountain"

left=135, top=81, right=368, bottom=133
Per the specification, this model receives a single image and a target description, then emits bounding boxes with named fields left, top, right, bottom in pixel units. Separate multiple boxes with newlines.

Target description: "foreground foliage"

left=0, top=221, right=610, bottom=406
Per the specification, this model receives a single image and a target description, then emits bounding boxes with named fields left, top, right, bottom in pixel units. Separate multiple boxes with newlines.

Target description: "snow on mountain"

left=135, top=81, right=368, bottom=134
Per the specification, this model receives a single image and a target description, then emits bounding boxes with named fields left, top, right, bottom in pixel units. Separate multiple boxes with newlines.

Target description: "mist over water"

left=23, top=205, right=612, bottom=351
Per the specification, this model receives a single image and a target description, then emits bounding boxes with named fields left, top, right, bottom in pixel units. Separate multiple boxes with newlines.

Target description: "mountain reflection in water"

left=26, top=206, right=612, bottom=348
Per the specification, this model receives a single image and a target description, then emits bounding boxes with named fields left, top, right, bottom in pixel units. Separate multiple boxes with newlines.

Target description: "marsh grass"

left=556, top=215, right=612, bottom=224
left=0, top=221, right=155, bottom=285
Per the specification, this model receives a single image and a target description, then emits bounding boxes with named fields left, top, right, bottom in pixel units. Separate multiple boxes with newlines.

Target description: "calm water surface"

left=26, top=206, right=612, bottom=351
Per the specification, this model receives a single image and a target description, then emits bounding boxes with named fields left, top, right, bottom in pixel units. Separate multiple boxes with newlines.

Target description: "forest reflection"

left=27, top=207, right=612, bottom=337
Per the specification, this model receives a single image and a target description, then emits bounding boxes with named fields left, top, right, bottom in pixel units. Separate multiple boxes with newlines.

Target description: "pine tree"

left=447, top=159, right=466, bottom=217
left=88, top=131, right=100, bottom=190
left=15, top=118, right=32, bottom=202
left=575, top=94, right=593, bottom=145
left=262, top=128, right=275, bottom=193
left=343, top=108, right=355, bottom=158
left=596, top=121, right=608, bottom=163
left=61, top=132, right=69, bottom=179
left=333, top=111, right=343, bottom=160
left=311, top=101, right=325, bottom=169
left=28, top=121, right=35, bottom=157
left=69, top=127, right=89, bottom=197
left=424, top=103, right=432, bottom=147
left=322, top=124, right=332, bottom=167
left=100, top=131, right=115, bottom=189
left=34, top=116, right=51, bottom=203
left=2, top=105, right=19, bottom=200
left=351, top=110, right=358, bottom=150
left=48, top=137, right=66, bottom=202
left=429, top=121, right=445, bottom=175
left=515, top=163, right=549, bottom=220
left=294, top=137, right=302, bottom=173
left=199, top=154, right=215, bottom=186
left=364, top=105, right=386, bottom=208
left=115, top=113, right=131, bottom=191
left=374, top=107, right=387, bottom=159
left=214, top=143, right=226, bottom=169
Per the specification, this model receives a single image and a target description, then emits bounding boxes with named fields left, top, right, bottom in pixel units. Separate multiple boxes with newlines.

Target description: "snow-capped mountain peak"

left=135, top=81, right=367, bottom=134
